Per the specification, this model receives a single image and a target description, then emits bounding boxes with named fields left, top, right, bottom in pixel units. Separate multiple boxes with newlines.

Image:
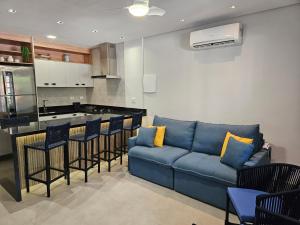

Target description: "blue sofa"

left=128, top=116, right=271, bottom=209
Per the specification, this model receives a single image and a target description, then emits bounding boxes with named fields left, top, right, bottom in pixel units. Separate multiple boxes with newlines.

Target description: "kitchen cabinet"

left=35, top=60, right=68, bottom=87
left=35, top=59, right=93, bottom=88
left=67, top=63, right=93, bottom=87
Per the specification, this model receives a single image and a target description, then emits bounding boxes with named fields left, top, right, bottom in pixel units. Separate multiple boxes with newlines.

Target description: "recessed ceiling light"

left=57, top=20, right=64, bottom=24
left=8, top=9, right=17, bottom=13
left=46, top=35, right=57, bottom=39
left=180, top=19, right=185, bottom=22
left=92, top=29, right=98, bottom=33
left=231, top=5, right=236, bottom=9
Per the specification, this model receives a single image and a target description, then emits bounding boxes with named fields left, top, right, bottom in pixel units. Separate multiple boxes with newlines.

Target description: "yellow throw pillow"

left=220, top=132, right=253, bottom=157
left=148, top=126, right=166, bottom=147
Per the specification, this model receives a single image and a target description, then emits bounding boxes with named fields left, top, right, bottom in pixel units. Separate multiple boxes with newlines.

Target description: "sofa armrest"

left=243, top=148, right=271, bottom=168
left=128, top=136, right=138, bottom=150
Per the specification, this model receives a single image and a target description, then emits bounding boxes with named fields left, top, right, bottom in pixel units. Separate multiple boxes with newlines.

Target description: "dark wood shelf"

left=0, top=61, right=33, bottom=66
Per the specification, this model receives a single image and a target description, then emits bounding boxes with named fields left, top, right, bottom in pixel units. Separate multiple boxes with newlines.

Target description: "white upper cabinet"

left=67, top=63, right=93, bottom=87
left=35, top=60, right=68, bottom=87
left=79, top=64, right=94, bottom=87
left=35, top=59, right=93, bottom=88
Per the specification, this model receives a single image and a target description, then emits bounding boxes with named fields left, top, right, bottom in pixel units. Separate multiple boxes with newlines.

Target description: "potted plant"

left=21, top=46, right=30, bottom=63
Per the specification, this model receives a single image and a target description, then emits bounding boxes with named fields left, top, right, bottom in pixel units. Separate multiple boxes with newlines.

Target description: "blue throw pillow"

left=136, top=127, right=157, bottom=147
left=221, top=137, right=254, bottom=169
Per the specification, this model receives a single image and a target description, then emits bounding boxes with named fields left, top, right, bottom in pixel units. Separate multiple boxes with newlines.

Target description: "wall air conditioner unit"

left=190, top=23, right=242, bottom=50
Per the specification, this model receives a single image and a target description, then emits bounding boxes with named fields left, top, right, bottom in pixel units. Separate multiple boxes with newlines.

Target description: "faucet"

left=42, top=99, right=48, bottom=113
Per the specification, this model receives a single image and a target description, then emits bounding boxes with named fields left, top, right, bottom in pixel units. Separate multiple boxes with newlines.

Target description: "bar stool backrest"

left=108, top=115, right=124, bottom=134
left=85, top=118, right=101, bottom=141
left=45, top=123, right=70, bottom=149
left=131, top=112, right=143, bottom=130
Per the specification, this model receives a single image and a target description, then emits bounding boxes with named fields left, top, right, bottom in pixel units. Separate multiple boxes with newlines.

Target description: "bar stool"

left=101, top=115, right=124, bottom=172
left=24, top=123, right=70, bottom=197
left=69, top=118, right=101, bottom=183
left=123, top=112, right=143, bottom=153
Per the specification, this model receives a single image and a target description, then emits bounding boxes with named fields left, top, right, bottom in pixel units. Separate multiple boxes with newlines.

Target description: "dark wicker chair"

left=255, top=189, right=300, bottom=225
left=225, top=163, right=300, bottom=225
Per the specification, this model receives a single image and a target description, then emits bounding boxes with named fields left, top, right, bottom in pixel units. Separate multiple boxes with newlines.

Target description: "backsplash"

left=37, top=88, right=87, bottom=107
left=86, top=79, right=125, bottom=107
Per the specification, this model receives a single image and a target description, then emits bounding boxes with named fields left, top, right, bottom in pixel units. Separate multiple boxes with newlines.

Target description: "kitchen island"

left=0, top=104, right=146, bottom=201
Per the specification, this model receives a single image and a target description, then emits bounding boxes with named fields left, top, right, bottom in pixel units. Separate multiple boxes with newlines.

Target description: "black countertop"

left=39, top=104, right=146, bottom=116
left=0, top=104, right=146, bottom=137
left=1, top=113, right=128, bottom=137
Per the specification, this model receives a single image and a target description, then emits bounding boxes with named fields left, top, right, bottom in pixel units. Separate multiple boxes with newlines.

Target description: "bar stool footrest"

left=27, top=167, right=66, bottom=184
left=69, top=158, right=100, bottom=165
left=69, top=164, right=97, bottom=171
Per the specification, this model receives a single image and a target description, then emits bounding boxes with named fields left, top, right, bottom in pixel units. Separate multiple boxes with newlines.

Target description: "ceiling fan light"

left=128, top=4, right=149, bottom=17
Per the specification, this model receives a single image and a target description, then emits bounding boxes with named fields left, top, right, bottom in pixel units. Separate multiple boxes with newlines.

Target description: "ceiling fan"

left=127, top=0, right=166, bottom=17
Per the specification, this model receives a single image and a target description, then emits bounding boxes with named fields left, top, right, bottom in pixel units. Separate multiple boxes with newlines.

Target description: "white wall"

left=124, top=39, right=144, bottom=108
left=125, top=5, right=300, bottom=164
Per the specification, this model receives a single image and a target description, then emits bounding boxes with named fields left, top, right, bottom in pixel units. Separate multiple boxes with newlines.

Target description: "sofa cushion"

left=128, top=145, right=189, bottom=167
left=153, top=115, right=196, bottom=150
left=192, top=121, right=260, bottom=155
left=172, top=152, right=237, bottom=185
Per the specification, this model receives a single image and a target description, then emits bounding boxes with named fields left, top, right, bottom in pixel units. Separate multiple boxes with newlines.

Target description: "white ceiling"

left=0, top=0, right=299, bottom=47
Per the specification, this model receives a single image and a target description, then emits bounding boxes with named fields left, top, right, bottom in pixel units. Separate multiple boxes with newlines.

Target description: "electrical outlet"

left=80, top=96, right=84, bottom=100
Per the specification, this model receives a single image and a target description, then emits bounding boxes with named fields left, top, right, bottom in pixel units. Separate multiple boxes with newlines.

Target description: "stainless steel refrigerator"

left=0, top=66, right=37, bottom=118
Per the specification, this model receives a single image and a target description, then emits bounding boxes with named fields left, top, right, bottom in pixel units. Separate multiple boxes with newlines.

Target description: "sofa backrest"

left=153, top=115, right=196, bottom=150
left=192, top=121, right=260, bottom=155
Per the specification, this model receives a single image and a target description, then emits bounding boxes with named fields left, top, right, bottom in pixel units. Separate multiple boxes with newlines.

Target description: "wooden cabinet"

left=35, top=59, right=93, bottom=88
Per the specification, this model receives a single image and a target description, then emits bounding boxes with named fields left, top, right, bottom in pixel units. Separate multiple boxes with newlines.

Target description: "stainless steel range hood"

left=91, top=43, right=120, bottom=79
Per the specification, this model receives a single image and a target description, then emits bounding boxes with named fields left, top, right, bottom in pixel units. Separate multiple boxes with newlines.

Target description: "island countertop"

left=1, top=113, right=130, bottom=137
left=1, top=104, right=147, bottom=137
left=0, top=104, right=146, bottom=202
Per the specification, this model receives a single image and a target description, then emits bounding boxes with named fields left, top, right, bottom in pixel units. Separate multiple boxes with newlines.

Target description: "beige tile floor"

left=0, top=157, right=237, bottom=225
